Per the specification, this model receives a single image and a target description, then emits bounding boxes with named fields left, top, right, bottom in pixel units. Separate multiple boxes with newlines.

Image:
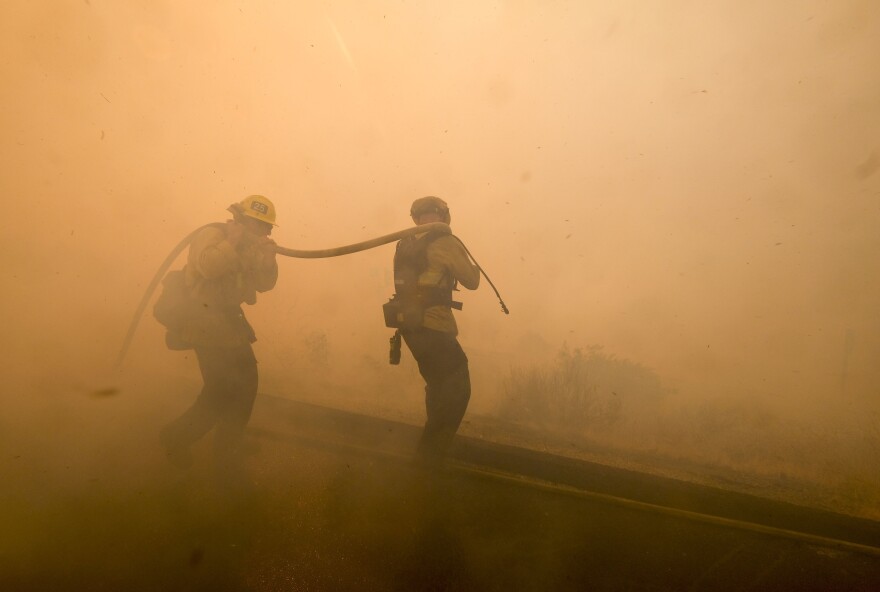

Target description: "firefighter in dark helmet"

left=390, top=196, right=480, bottom=466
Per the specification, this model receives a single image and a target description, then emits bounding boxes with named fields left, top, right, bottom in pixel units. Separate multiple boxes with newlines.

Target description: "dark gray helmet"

left=410, top=195, right=450, bottom=223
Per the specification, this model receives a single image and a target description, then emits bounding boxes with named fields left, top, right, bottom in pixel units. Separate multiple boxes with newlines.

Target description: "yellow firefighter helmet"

left=229, top=194, right=277, bottom=226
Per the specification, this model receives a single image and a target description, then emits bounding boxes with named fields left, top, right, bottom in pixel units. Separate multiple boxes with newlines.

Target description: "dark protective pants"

left=162, top=343, right=258, bottom=462
left=402, top=328, right=471, bottom=465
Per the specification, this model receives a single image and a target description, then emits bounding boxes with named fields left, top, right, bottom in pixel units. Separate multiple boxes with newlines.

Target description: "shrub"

left=496, top=345, right=667, bottom=430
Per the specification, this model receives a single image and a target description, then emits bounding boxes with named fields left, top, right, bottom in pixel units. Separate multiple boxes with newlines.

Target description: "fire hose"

left=116, top=222, right=507, bottom=367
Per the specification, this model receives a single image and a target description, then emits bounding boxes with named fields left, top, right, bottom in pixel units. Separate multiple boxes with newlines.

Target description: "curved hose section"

left=115, top=223, right=223, bottom=368
left=274, top=222, right=450, bottom=258
left=116, top=222, right=452, bottom=367
left=450, top=236, right=510, bottom=315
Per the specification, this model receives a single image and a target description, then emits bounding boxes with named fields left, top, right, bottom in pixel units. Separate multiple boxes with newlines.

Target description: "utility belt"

left=382, top=289, right=462, bottom=330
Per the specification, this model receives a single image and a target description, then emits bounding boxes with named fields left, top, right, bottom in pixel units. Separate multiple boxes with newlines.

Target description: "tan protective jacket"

left=180, top=225, right=278, bottom=347
left=418, top=234, right=480, bottom=335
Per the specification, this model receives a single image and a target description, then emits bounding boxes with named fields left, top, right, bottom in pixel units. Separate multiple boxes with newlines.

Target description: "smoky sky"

left=1, top=0, right=878, bottom=418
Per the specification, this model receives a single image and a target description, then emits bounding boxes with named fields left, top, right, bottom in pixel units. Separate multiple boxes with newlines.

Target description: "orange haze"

left=1, top=0, right=878, bottom=508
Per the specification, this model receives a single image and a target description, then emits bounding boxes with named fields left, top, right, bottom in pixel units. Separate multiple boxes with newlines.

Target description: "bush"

left=496, top=345, right=667, bottom=430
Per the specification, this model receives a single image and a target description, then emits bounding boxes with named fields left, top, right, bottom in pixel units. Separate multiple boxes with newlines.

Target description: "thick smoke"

left=1, top=0, right=878, bottom=525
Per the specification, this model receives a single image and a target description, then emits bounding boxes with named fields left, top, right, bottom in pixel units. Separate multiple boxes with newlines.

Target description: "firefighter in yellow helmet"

left=391, top=196, right=480, bottom=467
left=160, top=195, right=279, bottom=474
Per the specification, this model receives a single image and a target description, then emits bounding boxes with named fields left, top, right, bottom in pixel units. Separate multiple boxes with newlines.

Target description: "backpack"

left=153, top=269, right=195, bottom=349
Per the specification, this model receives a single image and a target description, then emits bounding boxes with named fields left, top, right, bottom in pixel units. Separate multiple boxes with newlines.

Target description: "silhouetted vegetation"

left=492, top=344, right=880, bottom=518
left=496, top=345, right=668, bottom=429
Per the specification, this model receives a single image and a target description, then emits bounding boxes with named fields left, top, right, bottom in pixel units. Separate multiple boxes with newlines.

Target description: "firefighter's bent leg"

left=161, top=344, right=258, bottom=459
left=402, top=328, right=471, bottom=465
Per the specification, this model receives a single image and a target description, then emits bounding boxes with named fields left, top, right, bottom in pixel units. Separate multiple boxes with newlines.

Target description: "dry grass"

left=493, top=345, right=880, bottom=519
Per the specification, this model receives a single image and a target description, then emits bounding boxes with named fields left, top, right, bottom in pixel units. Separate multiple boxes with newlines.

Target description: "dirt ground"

left=283, top=380, right=880, bottom=524
left=3, top=377, right=878, bottom=591
left=3, top=412, right=879, bottom=591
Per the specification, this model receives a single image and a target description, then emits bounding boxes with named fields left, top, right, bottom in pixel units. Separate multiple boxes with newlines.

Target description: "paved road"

left=4, top=395, right=879, bottom=591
